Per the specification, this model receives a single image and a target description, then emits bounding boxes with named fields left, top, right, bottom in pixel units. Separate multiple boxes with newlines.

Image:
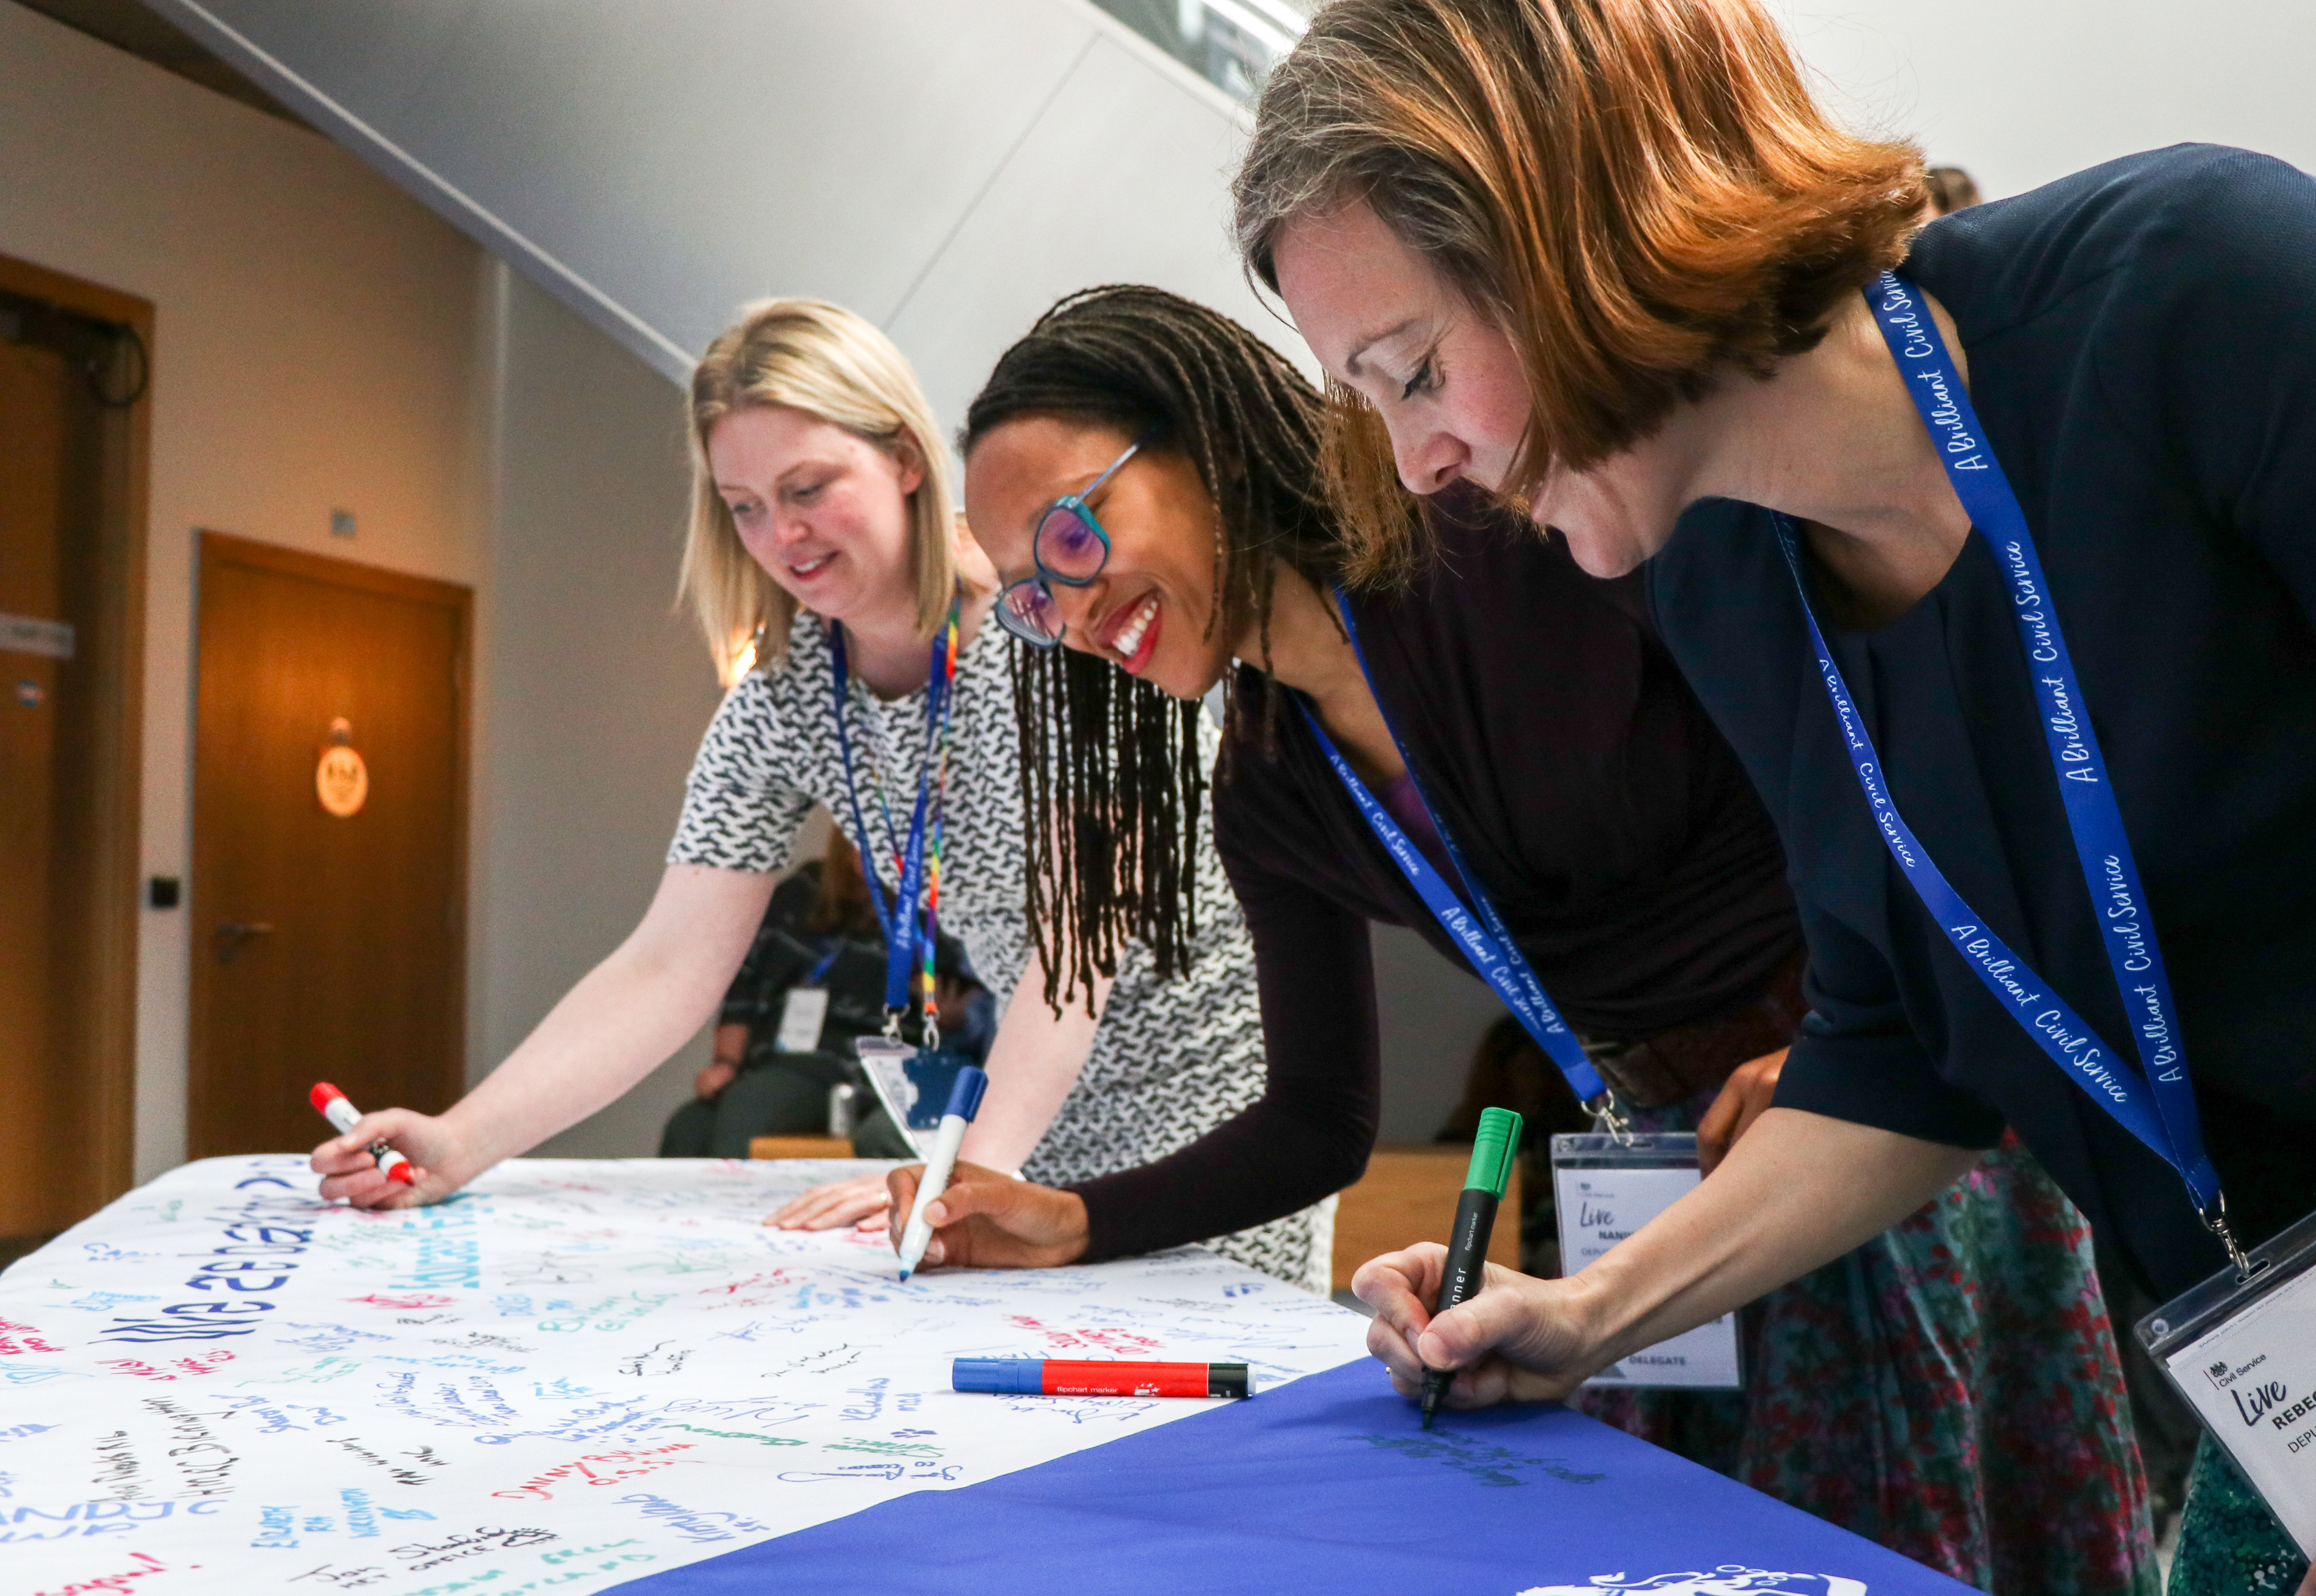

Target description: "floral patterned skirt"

left=1572, top=1126, right=2157, bottom=1595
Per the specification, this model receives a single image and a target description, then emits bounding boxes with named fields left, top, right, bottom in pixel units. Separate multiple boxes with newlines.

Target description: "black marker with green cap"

left=1419, top=1105, right=1523, bottom=1429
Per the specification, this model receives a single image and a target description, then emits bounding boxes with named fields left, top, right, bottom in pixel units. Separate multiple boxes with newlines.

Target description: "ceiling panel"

left=378, top=0, right=1100, bottom=364
left=147, top=0, right=1116, bottom=380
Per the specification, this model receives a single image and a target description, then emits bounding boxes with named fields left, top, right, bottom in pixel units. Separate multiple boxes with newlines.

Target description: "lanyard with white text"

left=1302, top=595, right=1619, bottom=1125
left=826, top=599, right=959, bottom=1036
left=1779, top=270, right=2235, bottom=1263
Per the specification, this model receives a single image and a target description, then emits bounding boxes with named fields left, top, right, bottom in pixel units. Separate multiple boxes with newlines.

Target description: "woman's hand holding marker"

left=309, top=1098, right=469, bottom=1211
left=311, top=1083, right=416, bottom=1185
left=893, top=1066, right=990, bottom=1279
left=1353, top=1244, right=1597, bottom=1412
left=883, top=1161, right=1090, bottom=1271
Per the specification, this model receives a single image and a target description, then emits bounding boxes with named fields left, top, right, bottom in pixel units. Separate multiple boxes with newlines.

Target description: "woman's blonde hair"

left=681, top=297, right=961, bottom=674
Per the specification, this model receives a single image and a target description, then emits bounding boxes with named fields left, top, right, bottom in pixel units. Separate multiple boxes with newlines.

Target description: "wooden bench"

left=746, top=1135, right=856, bottom=1160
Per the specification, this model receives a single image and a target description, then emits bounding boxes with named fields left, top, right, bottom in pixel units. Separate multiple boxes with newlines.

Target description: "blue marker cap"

left=944, top=1065, right=988, bottom=1122
left=952, top=1357, right=1043, bottom=1394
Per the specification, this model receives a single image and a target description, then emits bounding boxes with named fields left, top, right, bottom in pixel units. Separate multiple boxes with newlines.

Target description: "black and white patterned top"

left=668, top=611, right=1334, bottom=1292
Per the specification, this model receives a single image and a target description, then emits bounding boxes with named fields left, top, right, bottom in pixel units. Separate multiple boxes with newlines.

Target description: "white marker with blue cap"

left=895, top=1064, right=988, bottom=1280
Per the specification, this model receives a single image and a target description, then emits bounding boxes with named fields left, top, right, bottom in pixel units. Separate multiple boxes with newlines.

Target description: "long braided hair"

left=962, top=285, right=1346, bottom=1009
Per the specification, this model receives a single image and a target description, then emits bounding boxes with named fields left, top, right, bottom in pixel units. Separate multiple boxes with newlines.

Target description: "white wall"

left=1370, top=926, right=1499, bottom=1143
left=0, top=1, right=491, bottom=1182
left=1774, top=0, right=2316, bottom=200
left=472, top=263, right=778, bottom=1160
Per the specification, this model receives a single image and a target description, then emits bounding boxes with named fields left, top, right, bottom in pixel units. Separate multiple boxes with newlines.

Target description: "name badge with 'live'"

left=1552, top=1133, right=1740, bottom=1390
left=2142, top=1207, right=2316, bottom=1555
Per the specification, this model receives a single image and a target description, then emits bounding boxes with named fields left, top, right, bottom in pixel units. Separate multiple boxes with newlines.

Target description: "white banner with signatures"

left=1, top=1157, right=1367, bottom=1596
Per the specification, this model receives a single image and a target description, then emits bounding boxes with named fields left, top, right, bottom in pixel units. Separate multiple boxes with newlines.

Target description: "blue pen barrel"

left=944, top=1066, right=988, bottom=1122
left=952, top=1358, right=1050, bottom=1395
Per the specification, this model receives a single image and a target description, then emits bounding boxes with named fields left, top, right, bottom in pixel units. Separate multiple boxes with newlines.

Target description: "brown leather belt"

left=1583, top=951, right=1808, bottom=1111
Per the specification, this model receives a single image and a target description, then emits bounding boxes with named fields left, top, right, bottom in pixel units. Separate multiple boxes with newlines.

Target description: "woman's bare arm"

left=1356, top=1107, right=1982, bottom=1407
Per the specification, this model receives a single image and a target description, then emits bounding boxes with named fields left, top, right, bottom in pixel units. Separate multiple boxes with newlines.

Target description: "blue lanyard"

left=1776, top=270, right=2227, bottom=1244
left=804, top=939, right=840, bottom=988
left=1301, top=595, right=1612, bottom=1111
left=826, top=615, right=956, bottom=1017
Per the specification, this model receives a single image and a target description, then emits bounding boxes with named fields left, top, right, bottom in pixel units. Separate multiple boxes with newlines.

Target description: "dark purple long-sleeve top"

left=1069, top=504, right=1801, bottom=1261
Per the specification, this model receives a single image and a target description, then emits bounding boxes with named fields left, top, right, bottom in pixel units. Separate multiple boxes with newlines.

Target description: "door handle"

left=213, top=921, right=274, bottom=963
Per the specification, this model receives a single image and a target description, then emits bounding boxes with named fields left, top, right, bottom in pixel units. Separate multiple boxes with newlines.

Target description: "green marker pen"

left=1420, top=1105, right=1523, bottom=1429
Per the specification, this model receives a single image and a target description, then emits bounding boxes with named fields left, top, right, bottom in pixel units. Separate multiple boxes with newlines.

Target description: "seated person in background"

left=659, top=831, right=989, bottom=1159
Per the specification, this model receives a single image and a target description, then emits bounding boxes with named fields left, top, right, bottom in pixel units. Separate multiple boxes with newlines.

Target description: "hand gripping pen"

left=895, top=1065, right=989, bottom=1281
left=309, top=1081, right=415, bottom=1185
left=1420, top=1106, right=1522, bottom=1429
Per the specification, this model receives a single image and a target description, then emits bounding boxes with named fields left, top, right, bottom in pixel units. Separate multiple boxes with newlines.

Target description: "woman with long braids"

left=894, top=284, right=2152, bottom=1588
left=1236, top=0, right=2316, bottom=1582
left=310, top=296, right=1332, bottom=1295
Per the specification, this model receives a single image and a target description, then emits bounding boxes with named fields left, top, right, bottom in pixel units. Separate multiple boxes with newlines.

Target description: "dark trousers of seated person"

left=660, top=1055, right=913, bottom=1161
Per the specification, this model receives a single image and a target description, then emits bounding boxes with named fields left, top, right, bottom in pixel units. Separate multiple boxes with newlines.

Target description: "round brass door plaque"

left=317, top=718, right=368, bottom=818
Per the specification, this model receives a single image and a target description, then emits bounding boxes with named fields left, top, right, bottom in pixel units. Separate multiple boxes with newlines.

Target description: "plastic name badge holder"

left=855, top=1037, right=975, bottom=1160
left=1552, top=1131, right=1741, bottom=1390
left=2139, top=1206, right=2316, bottom=1555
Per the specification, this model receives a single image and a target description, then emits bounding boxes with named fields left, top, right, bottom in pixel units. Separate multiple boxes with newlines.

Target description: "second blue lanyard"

left=1777, top=270, right=2224, bottom=1237
left=1302, top=598, right=1612, bottom=1114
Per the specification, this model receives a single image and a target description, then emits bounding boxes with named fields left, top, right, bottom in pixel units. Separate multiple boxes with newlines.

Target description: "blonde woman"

left=311, top=298, right=1333, bottom=1292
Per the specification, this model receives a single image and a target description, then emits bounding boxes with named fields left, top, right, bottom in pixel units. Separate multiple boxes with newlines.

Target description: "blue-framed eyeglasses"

left=993, top=441, right=1140, bottom=648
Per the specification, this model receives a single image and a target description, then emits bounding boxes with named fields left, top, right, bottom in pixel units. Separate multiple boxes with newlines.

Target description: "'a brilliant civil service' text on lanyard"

left=1777, top=270, right=2236, bottom=1265
left=1301, top=601, right=1620, bottom=1127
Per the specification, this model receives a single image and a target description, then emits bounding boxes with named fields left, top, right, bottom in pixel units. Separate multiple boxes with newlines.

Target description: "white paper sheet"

left=0, top=1156, right=1367, bottom=1595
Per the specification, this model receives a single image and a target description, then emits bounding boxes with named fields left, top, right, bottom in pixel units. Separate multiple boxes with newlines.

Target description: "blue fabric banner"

left=621, top=1359, right=1974, bottom=1594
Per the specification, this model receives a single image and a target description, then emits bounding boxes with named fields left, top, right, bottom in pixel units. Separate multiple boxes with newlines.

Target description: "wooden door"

left=190, top=534, right=470, bottom=1158
left=0, top=262, right=148, bottom=1242
left=0, top=257, right=148, bottom=1244
left=0, top=322, right=98, bottom=1233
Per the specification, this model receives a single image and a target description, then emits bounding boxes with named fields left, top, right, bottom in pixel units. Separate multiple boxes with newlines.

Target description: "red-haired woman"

left=1236, top=0, right=2316, bottom=1585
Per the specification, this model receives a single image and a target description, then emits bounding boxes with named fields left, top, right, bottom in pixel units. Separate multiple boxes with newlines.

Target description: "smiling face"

left=964, top=415, right=1235, bottom=701
left=1273, top=200, right=1675, bottom=578
left=706, top=403, right=925, bottom=623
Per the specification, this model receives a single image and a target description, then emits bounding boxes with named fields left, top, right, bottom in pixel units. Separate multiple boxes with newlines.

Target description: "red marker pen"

left=951, top=1359, right=1252, bottom=1398
left=310, top=1082, right=415, bottom=1185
